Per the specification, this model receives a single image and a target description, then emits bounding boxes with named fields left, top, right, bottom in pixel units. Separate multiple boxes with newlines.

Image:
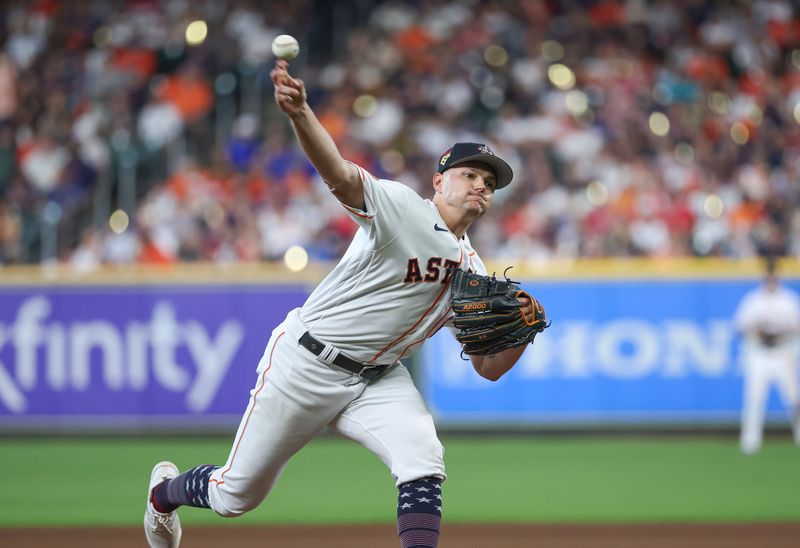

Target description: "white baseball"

left=272, top=34, right=299, bottom=60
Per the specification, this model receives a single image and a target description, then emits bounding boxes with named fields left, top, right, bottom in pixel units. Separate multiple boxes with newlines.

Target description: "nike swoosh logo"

left=434, top=223, right=449, bottom=232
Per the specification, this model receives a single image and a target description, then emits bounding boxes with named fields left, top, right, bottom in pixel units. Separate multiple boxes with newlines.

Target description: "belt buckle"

left=357, top=363, right=384, bottom=380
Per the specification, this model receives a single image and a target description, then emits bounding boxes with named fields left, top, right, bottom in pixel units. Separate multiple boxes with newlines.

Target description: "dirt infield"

left=2, top=523, right=800, bottom=548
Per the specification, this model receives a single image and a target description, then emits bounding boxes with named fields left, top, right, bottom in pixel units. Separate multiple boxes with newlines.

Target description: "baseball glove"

left=757, top=329, right=786, bottom=347
left=450, top=268, right=549, bottom=356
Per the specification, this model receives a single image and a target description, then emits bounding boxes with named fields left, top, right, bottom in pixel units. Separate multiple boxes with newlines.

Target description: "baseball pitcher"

left=143, top=59, right=548, bottom=548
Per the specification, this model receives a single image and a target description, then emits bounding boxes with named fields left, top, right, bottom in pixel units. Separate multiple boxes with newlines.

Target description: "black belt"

left=298, top=332, right=392, bottom=380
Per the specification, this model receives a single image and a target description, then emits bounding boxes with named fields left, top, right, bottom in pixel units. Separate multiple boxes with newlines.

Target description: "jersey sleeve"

left=337, top=163, right=411, bottom=248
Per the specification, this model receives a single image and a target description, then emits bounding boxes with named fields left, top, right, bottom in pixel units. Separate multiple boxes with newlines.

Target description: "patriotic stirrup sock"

left=397, top=477, right=442, bottom=548
left=152, top=464, right=220, bottom=513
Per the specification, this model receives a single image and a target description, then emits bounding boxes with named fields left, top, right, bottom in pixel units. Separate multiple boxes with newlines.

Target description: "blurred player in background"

left=734, top=256, right=800, bottom=455
left=142, top=58, right=532, bottom=548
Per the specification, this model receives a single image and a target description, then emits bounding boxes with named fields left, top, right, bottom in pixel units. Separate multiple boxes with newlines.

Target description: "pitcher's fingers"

left=275, top=85, right=302, bottom=97
left=282, top=76, right=304, bottom=92
left=270, top=68, right=288, bottom=86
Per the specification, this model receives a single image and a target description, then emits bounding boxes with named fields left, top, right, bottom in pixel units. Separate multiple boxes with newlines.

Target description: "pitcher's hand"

left=271, top=59, right=307, bottom=118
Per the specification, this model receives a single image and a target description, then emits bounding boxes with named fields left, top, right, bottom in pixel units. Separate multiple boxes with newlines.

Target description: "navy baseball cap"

left=437, top=142, right=514, bottom=189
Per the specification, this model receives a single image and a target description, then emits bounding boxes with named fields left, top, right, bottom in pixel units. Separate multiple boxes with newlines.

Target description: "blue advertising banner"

left=0, top=285, right=307, bottom=428
left=2, top=277, right=798, bottom=429
left=420, top=279, right=800, bottom=425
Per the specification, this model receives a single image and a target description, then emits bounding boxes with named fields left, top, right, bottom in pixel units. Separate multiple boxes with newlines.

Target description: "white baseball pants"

left=739, top=343, right=800, bottom=454
left=207, top=308, right=445, bottom=517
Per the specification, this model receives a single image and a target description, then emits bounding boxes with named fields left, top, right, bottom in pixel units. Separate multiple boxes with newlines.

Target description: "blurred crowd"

left=2, top=0, right=800, bottom=268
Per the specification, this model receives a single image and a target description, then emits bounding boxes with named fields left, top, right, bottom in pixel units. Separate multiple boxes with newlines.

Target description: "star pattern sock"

left=397, top=477, right=442, bottom=548
left=151, top=464, right=219, bottom=513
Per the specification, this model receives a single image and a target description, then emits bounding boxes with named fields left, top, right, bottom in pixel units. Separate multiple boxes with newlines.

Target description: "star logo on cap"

left=478, top=145, right=494, bottom=155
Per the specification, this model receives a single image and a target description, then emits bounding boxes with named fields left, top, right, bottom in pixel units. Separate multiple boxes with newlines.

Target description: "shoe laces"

left=149, top=508, right=176, bottom=534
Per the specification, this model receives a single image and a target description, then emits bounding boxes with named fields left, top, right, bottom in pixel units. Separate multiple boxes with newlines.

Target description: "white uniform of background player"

left=734, top=258, right=800, bottom=455
left=143, top=59, right=532, bottom=548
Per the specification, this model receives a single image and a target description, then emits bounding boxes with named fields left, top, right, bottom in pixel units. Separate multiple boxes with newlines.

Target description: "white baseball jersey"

left=300, top=164, right=487, bottom=364
left=734, top=284, right=800, bottom=345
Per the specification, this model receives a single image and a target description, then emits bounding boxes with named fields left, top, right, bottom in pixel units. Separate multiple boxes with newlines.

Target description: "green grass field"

left=1, top=435, right=798, bottom=527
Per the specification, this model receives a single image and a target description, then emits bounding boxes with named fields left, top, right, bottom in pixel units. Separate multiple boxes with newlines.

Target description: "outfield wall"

left=0, top=259, right=797, bottom=431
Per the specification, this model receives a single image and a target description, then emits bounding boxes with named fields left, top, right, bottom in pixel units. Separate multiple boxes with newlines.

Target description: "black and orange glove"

left=450, top=269, right=549, bottom=356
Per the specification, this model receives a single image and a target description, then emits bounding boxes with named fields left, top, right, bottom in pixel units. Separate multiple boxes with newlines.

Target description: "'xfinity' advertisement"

left=0, top=286, right=307, bottom=427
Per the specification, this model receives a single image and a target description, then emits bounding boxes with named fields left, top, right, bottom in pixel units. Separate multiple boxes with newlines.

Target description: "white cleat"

left=144, top=461, right=182, bottom=548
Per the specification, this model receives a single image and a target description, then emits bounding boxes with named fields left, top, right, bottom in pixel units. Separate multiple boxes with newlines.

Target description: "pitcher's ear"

left=433, top=172, right=444, bottom=193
